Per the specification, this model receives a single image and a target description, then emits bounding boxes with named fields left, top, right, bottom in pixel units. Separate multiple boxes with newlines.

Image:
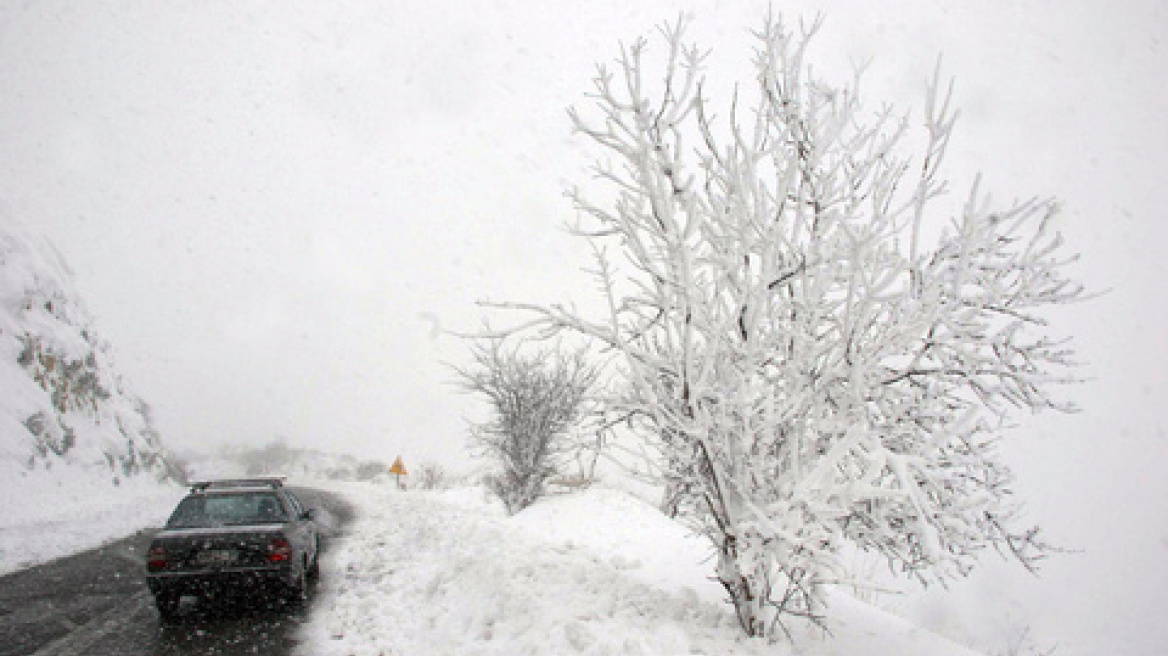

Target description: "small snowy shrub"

left=415, top=462, right=451, bottom=490
left=454, top=340, right=598, bottom=514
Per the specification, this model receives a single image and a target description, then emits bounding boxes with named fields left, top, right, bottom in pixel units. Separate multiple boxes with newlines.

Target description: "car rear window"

left=166, top=492, right=288, bottom=528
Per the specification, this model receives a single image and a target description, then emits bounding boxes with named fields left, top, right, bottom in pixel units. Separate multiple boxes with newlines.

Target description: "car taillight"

left=147, top=545, right=167, bottom=571
left=267, top=537, right=291, bottom=563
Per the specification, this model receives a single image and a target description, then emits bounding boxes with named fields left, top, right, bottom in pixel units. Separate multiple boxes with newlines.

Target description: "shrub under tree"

left=487, top=14, right=1086, bottom=638
left=454, top=340, right=598, bottom=514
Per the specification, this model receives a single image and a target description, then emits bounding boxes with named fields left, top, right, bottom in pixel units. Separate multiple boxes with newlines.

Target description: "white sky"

left=0, top=0, right=1162, bottom=462
left=0, top=0, right=1155, bottom=463
left=2, top=1, right=1167, bottom=652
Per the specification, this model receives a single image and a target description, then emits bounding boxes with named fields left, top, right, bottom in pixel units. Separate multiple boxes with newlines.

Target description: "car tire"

left=285, top=560, right=308, bottom=604
left=307, top=537, right=320, bottom=579
left=154, top=591, right=181, bottom=623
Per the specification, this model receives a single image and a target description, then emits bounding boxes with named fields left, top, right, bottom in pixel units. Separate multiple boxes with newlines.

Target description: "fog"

left=2, top=0, right=1160, bottom=465
left=3, top=2, right=1167, bottom=650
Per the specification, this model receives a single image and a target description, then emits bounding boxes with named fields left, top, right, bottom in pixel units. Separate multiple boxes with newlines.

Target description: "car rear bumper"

left=147, top=564, right=294, bottom=597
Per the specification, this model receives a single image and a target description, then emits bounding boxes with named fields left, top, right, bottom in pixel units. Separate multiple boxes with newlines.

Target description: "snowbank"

left=298, top=482, right=984, bottom=655
left=0, top=467, right=184, bottom=575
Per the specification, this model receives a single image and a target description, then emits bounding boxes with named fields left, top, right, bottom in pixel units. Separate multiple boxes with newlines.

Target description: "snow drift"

left=299, top=481, right=984, bottom=656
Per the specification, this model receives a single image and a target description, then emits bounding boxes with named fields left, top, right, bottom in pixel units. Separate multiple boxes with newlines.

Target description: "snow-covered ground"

left=298, top=481, right=983, bottom=656
left=0, top=472, right=1121, bottom=656
left=0, top=468, right=183, bottom=575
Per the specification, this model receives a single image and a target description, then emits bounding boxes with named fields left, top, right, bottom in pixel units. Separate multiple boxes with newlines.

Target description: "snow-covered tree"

left=486, top=15, right=1085, bottom=638
left=454, top=340, right=598, bottom=514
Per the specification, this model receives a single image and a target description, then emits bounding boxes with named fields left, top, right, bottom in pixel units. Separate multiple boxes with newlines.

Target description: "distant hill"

left=180, top=440, right=394, bottom=483
left=0, top=216, right=181, bottom=489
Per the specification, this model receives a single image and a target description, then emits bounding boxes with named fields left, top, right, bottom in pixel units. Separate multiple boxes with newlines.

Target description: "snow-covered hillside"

left=0, top=216, right=183, bottom=572
left=299, top=481, right=984, bottom=656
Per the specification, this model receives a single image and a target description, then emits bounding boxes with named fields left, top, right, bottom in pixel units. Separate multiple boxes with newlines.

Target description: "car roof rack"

left=188, top=477, right=286, bottom=493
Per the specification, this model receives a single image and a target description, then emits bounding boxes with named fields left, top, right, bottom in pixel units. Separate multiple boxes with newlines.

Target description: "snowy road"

left=0, top=487, right=353, bottom=656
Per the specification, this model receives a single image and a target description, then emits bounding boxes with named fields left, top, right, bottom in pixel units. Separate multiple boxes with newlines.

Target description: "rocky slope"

left=0, top=216, right=180, bottom=489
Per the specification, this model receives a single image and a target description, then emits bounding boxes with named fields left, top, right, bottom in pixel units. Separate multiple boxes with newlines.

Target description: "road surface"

left=0, top=486, right=353, bottom=656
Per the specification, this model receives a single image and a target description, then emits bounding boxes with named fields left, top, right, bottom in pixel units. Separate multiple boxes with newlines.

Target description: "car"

left=144, top=477, right=320, bottom=620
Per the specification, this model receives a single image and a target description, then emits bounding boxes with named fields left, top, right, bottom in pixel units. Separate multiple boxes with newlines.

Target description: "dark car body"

left=145, top=478, right=320, bottom=620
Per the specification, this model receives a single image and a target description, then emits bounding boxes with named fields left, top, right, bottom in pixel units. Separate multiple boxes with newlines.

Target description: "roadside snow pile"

left=299, top=482, right=984, bottom=656
left=0, top=469, right=184, bottom=575
left=510, top=486, right=725, bottom=600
